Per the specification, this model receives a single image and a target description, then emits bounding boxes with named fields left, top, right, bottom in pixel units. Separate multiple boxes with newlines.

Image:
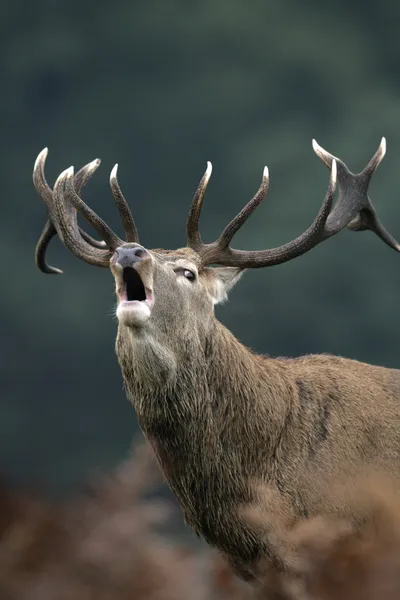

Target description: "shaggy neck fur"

left=116, top=318, right=291, bottom=575
left=115, top=315, right=400, bottom=579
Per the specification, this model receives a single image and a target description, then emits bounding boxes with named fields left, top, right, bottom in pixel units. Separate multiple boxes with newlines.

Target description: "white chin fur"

left=116, top=301, right=151, bottom=327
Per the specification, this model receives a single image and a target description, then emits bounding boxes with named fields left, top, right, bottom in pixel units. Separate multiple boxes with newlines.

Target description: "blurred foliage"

left=0, top=443, right=243, bottom=599
left=1, top=0, right=400, bottom=497
left=2, top=444, right=400, bottom=599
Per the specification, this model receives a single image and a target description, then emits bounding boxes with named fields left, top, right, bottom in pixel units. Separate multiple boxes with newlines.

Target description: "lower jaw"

left=116, top=301, right=152, bottom=326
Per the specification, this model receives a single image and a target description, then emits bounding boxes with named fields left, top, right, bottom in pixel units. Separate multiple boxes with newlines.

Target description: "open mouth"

left=123, top=267, right=147, bottom=301
left=117, top=267, right=153, bottom=310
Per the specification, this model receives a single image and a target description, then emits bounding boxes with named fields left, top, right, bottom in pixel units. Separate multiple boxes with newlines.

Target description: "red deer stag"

left=33, top=139, right=400, bottom=580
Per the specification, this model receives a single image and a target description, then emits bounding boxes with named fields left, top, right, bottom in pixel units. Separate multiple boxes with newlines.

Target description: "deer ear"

left=210, top=267, right=245, bottom=305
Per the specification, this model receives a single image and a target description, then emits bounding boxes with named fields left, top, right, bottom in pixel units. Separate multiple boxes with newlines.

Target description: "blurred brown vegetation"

left=246, top=478, right=400, bottom=599
left=2, top=443, right=400, bottom=600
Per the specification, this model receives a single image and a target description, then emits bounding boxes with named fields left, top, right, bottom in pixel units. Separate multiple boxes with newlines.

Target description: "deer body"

left=116, top=283, right=400, bottom=577
left=33, top=138, right=400, bottom=579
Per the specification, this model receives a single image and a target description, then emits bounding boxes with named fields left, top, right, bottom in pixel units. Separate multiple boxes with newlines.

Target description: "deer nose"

left=113, top=245, right=150, bottom=268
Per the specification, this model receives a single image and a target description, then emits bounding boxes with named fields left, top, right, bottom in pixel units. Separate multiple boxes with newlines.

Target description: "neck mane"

left=116, top=318, right=291, bottom=485
left=115, top=318, right=296, bottom=575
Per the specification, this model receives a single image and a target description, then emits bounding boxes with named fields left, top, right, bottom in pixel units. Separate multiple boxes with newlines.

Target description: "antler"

left=34, top=153, right=109, bottom=274
left=33, top=149, right=139, bottom=273
left=34, top=139, right=399, bottom=275
left=186, top=139, right=400, bottom=268
left=312, top=137, right=400, bottom=252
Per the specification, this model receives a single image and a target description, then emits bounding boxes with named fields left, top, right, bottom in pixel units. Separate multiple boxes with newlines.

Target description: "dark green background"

left=2, top=0, right=400, bottom=495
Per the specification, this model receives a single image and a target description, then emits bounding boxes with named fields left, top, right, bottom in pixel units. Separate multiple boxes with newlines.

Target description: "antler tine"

left=50, top=167, right=112, bottom=267
left=193, top=161, right=337, bottom=268
left=73, top=159, right=108, bottom=248
left=61, top=167, right=123, bottom=251
left=360, top=137, right=386, bottom=183
left=314, top=138, right=400, bottom=252
left=34, top=152, right=108, bottom=274
left=358, top=209, right=400, bottom=252
left=33, top=148, right=69, bottom=274
left=186, top=161, right=212, bottom=250
left=35, top=220, right=63, bottom=274
left=34, top=148, right=101, bottom=225
left=312, top=139, right=340, bottom=169
left=110, top=164, right=139, bottom=243
left=33, top=148, right=58, bottom=225
left=217, top=167, right=269, bottom=249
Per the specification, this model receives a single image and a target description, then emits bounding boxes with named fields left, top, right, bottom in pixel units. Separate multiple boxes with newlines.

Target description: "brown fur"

left=112, top=246, right=400, bottom=580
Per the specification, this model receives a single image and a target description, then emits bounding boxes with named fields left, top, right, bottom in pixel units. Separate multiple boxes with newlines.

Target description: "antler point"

left=331, top=159, right=337, bottom=185
left=312, top=139, right=323, bottom=154
left=380, top=137, right=387, bottom=156
left=34, top=147, right=49, bottom=169
left=55, top=166, right=74, bottom=185
left=110, top=164, right=119, bottom=180
left=86, top=158, right=101, bottom=172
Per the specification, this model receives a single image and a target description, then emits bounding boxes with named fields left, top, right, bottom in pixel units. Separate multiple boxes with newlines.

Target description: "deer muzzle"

left=110, top=244, right=154, bottom=327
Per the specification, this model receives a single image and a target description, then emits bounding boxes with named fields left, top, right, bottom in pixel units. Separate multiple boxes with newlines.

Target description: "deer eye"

left=184, top=269, right=196, bottom=281
left=175, top=268, right=196, bottom=281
